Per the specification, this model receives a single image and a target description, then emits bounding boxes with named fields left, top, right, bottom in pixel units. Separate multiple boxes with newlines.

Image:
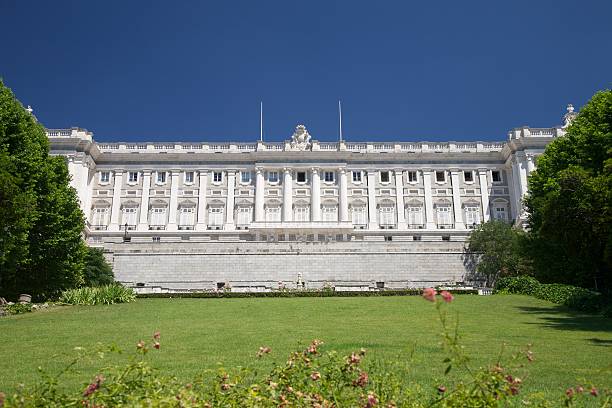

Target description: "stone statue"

left=290, top=125, right=312, bottom=151
left=562, top=104, right=578, bottom=128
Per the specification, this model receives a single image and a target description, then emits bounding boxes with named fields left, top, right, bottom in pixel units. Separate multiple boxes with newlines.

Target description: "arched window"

left=351, top=205, right=367, bottom=226
left=464, top=205, right=481, bottom=228
left=406, top=205, right=424, bottom=228
left=265, top=205, right=281, bottom=222
left=322, top=204, right=338, bottom=222
left=91, top=204, right=110, bottom=230
left=492, top=199, right=509, bottom=221
left=178, top=205, right=196, bottom=229
left=236, top=205, right=253, bottom=226
left=149, top=203, right=168, bottom=228
left=379, top=202, right=396, bottom=227
left=294, top=205, right=310, bottom=222
left=121, top=203, right=138, bottom=229
left=208, top=205, right=224, bottom=227
left=435, top=203, right=452, bottom=228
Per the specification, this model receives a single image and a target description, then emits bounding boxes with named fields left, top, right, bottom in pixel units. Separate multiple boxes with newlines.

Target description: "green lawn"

left=1, top=295, right=611, bottom=400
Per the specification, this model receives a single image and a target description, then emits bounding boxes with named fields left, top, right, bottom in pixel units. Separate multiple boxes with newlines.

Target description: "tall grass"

left=59, top=284, right=135, bottom=305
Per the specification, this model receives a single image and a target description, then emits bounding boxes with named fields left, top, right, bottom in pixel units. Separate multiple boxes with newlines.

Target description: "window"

left=464, top=171, right=474, bottom=183
left=185, top=171, right=194, bottom=183
left=294, top=206, right=310, bottom=222
left=91, top=207, right=109, bottom=227
left=492, top=171, right=502, bottom=183
left=379, top=205, right=396, bottom=226
left=407, top=171, right=418, bottom=183
left=208, top=207, right=224, bottom=226
left=265, top=206, right=281, bottom=222
left=128, top=172, right=138, bottom=183
left=297, top=172, right=306, bottom=183
left=100, top=171, right=110, bottom=183
left=150, top=207, right=167, bottom=226
left=442, top=235, right=451, bottom=241
left=352, top=171, right=362, bottom=183
left=236, top=206, right=252, bottom=226
left=351, top=206, right=367, bottom=226
left=213, top=172, right=223, bottom=183
left=268, top=171, right=279, bottom=183
left=322, top=205, right=338, bottom=222
left=436, top=206, right=452, bottom=227
left=241, top=171, right=251, bottom=184
left=380, top=171, right=390, bottom=183
left=179, top=207, right=195, bottom=226
left=324, top=171, right=335, bottom=183
left=493, top=206, right=507, bottom=221
left=413, top=235, right=422, bottom=241
left=157, top=171, right=166, bottom=183
left=435, top=171, right=445, bottom=183
left=122, top=206, right=138, bottom=226
left=464, top=206, right=480, bottom=227
left=406, top=206, right=423, bottom=227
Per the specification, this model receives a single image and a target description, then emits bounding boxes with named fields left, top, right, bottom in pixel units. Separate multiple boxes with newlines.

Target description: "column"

left=255, top=167, right=265, bottom=222
left=366, top=170, right=378, bottom=229
left=224, top=170, right=236, bottom=230
left=450, top=169, right=465, bottom=229
left=338, top=168, right=349, bottom=222
left=478, top=169, right=490, bottom=222
left=422, top=169, right=436, bottom=229
left=394, top=170, right=406, bottom=229
left=526, top=154, right=536, bottom=174
left=283, top=168, right=293, bottom=222
left=109, top=170, right=124, bottom=231
left=506, top=165, right=519, bottom=221
left=196, top=170, right=208, bottom=231
left=138, top=170, right=151, bottom=230
left=311, top=168, right=321, bottom=221
left=167, top=170, right=180, bottom=231
left=511, top=156, right=524, bottom=216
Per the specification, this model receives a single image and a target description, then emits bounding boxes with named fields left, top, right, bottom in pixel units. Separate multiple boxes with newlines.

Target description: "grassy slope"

left=0, top=295, right=610, bottom=399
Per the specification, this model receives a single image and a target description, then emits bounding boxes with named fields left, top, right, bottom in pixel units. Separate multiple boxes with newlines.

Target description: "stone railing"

left=46, top=128, right=93, bottom=141
left=508, top=126, right=564, bottom=140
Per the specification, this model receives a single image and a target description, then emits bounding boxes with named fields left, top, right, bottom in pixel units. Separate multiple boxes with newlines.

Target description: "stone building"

left=47, top=106, right=577, bottom=292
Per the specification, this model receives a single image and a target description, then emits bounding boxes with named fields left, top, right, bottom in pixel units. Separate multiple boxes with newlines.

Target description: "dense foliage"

left=138, top=288, right=478, bottom=298
left=525, top=90, right=612, bottom=291
left=83, top=247, right=114, bottom=287
left=59, top=284, right=135, bottom=305
left=1, top=294, right=607, bottom=407
left=0, top=80, right=86, bottom=300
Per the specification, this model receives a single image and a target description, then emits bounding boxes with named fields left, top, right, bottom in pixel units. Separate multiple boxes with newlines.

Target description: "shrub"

left=83, top=247, right=114, bottom=287
left=137, top=289, right=478, bottom=299
left=494, top=276, right=540, bottom=296
left=59, top=284, right=135, bottom=305
left=3, top=302, right=32, bottom=315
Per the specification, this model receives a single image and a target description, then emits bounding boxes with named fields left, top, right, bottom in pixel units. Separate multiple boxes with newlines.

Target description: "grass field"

left=1, top=295, right=611, bottom=400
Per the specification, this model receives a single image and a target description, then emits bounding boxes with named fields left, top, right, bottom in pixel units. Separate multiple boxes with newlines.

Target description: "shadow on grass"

left=516, top=306, right=612, bottom=340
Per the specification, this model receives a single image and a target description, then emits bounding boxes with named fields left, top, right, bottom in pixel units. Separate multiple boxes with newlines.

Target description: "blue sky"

left=1, top=1, right=611, bottom=142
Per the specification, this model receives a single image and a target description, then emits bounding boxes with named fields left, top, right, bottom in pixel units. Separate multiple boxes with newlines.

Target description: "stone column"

left=255, top=167, right=265, bottom=222
left=478, top=169, right=490, bottom=222
left=450, top=170, right=465, bottom=229
left=138, top=170, right=151, bottom=230
left=338, top=168, right=349, bottom=222
left=366, top=170, right=378, bottom=229
left=225, top=170, right=236, bottom=229
left=394, top=170, right=406, bottom=229
left=167, top=170, right=180, bottom=231
left=511, top=156, right=524, bottom=215
left=109, top=170, right=124, bottom=231
left=422, top=169, right=436, bottom=229
left=311, top=168, right=321, bottom=221
left=526, top=154, right=536, bottom=174
left=196, top=170, right=208, bottom=230
left=283, top=168, right=293, bottom=222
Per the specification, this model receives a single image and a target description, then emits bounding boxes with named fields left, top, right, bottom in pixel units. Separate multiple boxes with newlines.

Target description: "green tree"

left=83, top=247, right=114, bottom=287
left=525, top=90, right=612, bottom=291
left=464, top=221, right=530, bottom=287
left=0, top=80, right=86, bottom=300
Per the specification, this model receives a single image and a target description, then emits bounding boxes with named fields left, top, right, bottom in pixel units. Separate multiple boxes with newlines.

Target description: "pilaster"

left=422, top=169, right=436, bottom=229
left=167, top=170, right=180, bottom=231
left=394, top=170, right=406, bottom=229
left=338, top=168, right=349, bottom=222
left=282, top=168, right=293, bottom=222
left=366, top=170, right=378, bottom=229
left=138, top=170, right=151, bottom=230
left=478, top=169, right=490, bottom=222
left=224, top=170, right=236, bottom=230
left=255, top=167, right=265, bottom=222
left=109, top=170, right=124, bottom=231
left=195, top=170, right=208, bottom=231
left=450, top=170, right=465, bottom=229
left=311, top=168, right=321, bottom=222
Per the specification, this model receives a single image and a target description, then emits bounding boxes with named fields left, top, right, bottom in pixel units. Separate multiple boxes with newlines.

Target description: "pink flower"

left=352, top=371, right=368, bottom=387
left=83, top=375, right=104, bottom=397
left=366, top=392, right=378, bottom=407
left=0, top=392, right=5, bottom=407
left=153, top=341, right=160, bottom=350
left=310, top=371, right=321, bottom=381
left=440, top=290, right=454, bottom=303
left=566, top=388, right=574, bottom=398
left=348, top=352, right=362, bottom=365
left=153, top=331, right=160, bottom=340
left=576, top=386, right=584, bottom=393
left=257, top=346, right=271, bottom=357
left=221, top=383, right=231, bottom=391
left=590, top=387, right=599, bottom=397
left=422, top=287, right=437, bottom=302
left=437, top=385, right=447, bottom=394
left=136, top=340, right=145, bottom=350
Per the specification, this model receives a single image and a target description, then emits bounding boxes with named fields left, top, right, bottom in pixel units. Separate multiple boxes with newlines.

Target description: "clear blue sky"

left=1, top=0, right=611, bottom=142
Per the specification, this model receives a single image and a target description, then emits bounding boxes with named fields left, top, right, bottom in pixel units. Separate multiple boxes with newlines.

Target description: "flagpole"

left=338, top=100, right=343, bottom=142
left=260, top=101, right=263, bottom=142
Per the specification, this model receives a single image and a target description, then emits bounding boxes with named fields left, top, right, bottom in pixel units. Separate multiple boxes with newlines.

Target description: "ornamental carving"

left=562, top=104, right=578, bottom=128
left=289, top=124, right=312, bottom=151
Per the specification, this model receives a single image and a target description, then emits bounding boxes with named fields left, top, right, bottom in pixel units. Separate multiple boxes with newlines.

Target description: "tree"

left=525, top=90, right=612, bottom=291
left=83, top=247, right=114, bottom=287
left=0, top=79, right=86, bottom=300
left=464, top=221, right=530, bottom=287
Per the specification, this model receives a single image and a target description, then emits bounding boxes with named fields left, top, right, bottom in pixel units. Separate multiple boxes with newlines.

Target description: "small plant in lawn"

left=59, top=284, right=135, bottom=305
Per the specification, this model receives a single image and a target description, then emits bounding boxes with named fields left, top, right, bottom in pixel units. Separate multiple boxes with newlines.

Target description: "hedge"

left=137, top=288, right=478, bottom=299
left=494, top=276, right=609, bottom=316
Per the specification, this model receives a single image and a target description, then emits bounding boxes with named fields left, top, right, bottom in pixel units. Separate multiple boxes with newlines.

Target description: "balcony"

left=148, top=225, right=166, bottom=231
left=178, top=225, right=194, bottom=230
left=437, top=224, right=453, bottom=229
left=90, top=225, right=108, bottom=231
left=407, top=224, right=424, bottom=229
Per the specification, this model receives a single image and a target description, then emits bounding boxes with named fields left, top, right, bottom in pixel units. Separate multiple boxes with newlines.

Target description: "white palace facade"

left=47, top=107, right=576, bottom=292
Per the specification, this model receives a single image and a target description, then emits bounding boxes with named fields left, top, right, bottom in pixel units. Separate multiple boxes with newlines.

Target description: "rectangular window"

left=128, top=172, right=138, bottom=183
left=208, top=207, right=224, bottom=226
left=91, top=207, right=109, bottom=226
left=379, top=205, right=396, bottom=226
left=157, top=171, right=166, bottom=183
left=351, top=206, right=367, bottom=225
left=294, top=206, right=310, bottom=222
left=436, top=206, right=452, bottom=226
left=213, top=172, right=223, bottom=183
left=100, top=171, right=110, bottom=183
left=179, top=207, right=195, bottom=226
left=268, top=171, right=279, bottom=183
left=297, top=171, right=306, bottom=183
left=236, top=206, right=252, bottom=225
left=464, top=171, right=474, bottom=183
left=122, top=207, right=138, bottom=226
left=435, top=171, right=445, bottom=183
left=322, top=205, right=338, bottom=222
left=324, top=171, right=335, bottom=183
left=407, top=171, right=418, bottom=183
left=352, top=171, right=362, bottom=183
left=241, top=171, right=251, bottom=183
left=464, top=206, right=480, bottom=226
left=265, top=206, right=281, bottom=222
left=185, top=171, right=194, bottom=183
left=150, top=207, right=167, bottom=226
left=380, top=171, right=390, bottom=183
left=407, top=206, right=423, bottom=226
left=494, top=207, right=507, bottom=221
left=492, top=171, right=502, bottom=183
